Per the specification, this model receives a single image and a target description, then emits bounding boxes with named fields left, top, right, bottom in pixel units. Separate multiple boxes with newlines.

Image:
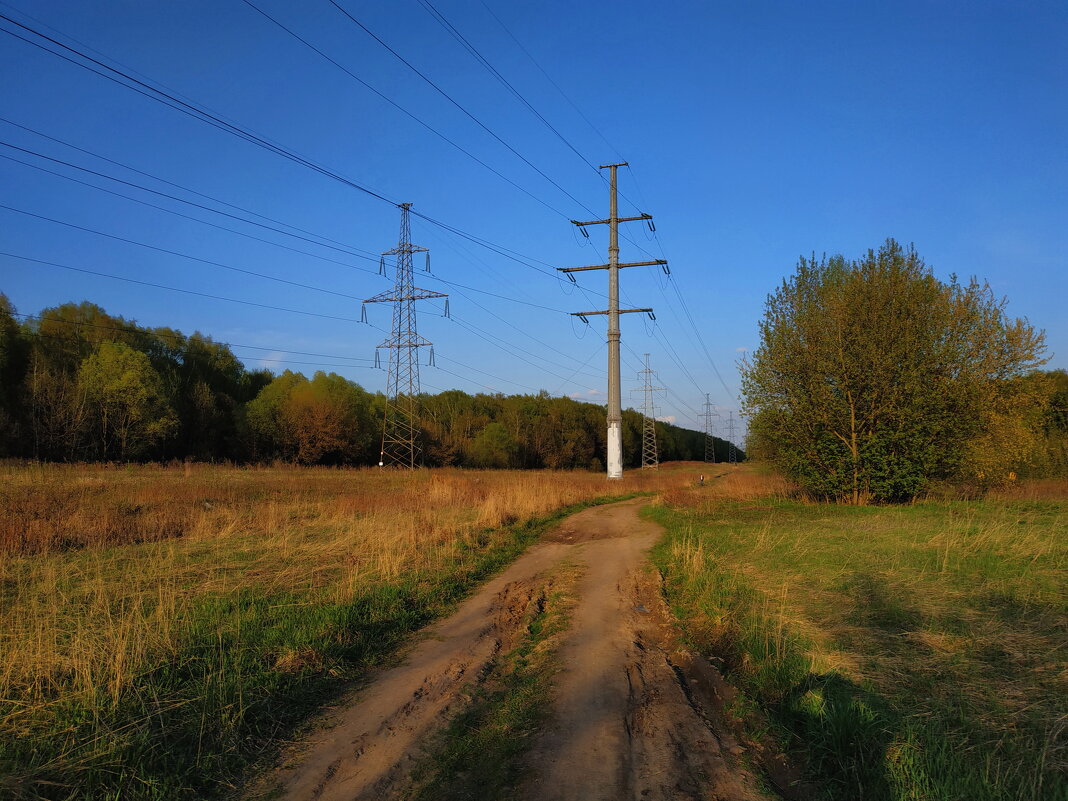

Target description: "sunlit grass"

left=650, top=467, right=1067, bottom=801
left=0, top=462, right=683, bottom=800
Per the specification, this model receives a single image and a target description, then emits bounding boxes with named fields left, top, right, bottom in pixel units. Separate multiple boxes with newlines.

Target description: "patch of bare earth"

left=252, top=499, right=776, bottom=801
left=521, top=500, right=770, bottom=801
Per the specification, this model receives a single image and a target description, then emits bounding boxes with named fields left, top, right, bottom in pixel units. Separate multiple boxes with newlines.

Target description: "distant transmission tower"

left=726, top=411, right=738, bottom=464
left=631, top=354, right=665, bottom=469
left=363, top=203, right=447, bottom=469
left=702, top=393, right=719, bottom=463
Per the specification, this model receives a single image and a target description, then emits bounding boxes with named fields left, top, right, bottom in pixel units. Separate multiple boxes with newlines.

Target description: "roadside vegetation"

left=741, top=239, right=1060, bottom=503
left=0, top=463, right=678, bottom=800
left=651, top=466, right=1067, bottom=801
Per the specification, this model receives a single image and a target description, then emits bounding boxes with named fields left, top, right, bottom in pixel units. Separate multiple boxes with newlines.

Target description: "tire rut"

left=252, top=499, right=776, bottom=801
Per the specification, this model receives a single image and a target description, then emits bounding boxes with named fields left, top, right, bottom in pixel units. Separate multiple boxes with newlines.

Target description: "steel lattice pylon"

left=633, top=353, right=665, bottom=470
left=702, top=393, right=719, bottom=463
left=363, top=203, right=446, bottom=469
left=726, top=410, right=738, bottom=465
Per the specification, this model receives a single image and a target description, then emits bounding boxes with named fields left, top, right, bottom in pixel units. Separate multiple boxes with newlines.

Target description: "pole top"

left=598, top=161, right=628, bottom=169
left=398, top=202, right=413, bottom=209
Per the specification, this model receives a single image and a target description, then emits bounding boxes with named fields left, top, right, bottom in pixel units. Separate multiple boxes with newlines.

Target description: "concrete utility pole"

left=363, top=203, right=447, bottom=469
left=632, top=353, right=666, bottom=469
left=727, top=411, right=738, bottom=465
left=702, top=393, right=720, bottom=463
left=560, top=163, right=667, bottom=479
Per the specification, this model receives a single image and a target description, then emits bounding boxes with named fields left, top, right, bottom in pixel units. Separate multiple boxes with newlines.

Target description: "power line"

left=0, top=148, right=384, bottom=276
left=476, top=0, right=624, bottom=165
left=237, top=0, right=574, bottom=221
left=448, top=315, right=601, bottom=386
left=442, top=281, right=606, bottom=376
left=0, top=9, right=398, bottom=204
left=0, top=130, right=574, bottom=313
left=0, top=202, right=368, bottom=302
left=0, top=116, right=382, bottom=259
left=326, top=0, right=595, bottom=216
left=416, top=0, right=600, bottom=175
left=0, top=8, right=581, bottom=284
left=2, top=251, right=362, bottom=323
left=11, top=311, right=373, bottom=362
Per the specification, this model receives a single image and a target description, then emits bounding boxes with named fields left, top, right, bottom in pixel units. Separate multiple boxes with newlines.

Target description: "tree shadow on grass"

left=776, top=671, right=897, bottom=801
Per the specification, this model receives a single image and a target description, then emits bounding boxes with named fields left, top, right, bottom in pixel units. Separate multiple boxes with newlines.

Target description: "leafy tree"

left=466, top=421, right=517, bottom=468
left=0, top=294, right=29, bottom=454
left=244, top=371, right=308, bottom=459
left=282, top=372, right=373, bottom=464
left=741, top=240, right=1045, bottom=502
left=245, top=371, right=374, bottom=464
left=77, top=341, right=178, bottom=460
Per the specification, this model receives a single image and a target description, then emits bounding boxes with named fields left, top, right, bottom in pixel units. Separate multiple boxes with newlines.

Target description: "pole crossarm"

left=558, top=259, right=668, bottom=274
left=364, top=288, right=447, bottom=303
left=569, top=308, right=653, bottom=317
left=570, top=214, right=652, bottom=227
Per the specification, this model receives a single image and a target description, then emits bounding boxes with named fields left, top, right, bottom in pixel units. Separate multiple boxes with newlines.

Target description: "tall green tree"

left=466, top=421, right=517, bottom=468
left=77, top=341, right=178, bottom=460
left=0, top=294, right=29, bottom=454
left=244, top=371, right=374, bottom=464
left=741, top=240, right=1045, bottom=502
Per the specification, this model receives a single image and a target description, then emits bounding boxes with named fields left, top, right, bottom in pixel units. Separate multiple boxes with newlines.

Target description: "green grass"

left=648, top=496, right=1067, bottom=801
left=0, top=495, right=634, bottom=801
left=408, top=561, right=581, bottom=801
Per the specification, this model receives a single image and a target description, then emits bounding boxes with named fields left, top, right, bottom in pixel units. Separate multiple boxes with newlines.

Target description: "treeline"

left=0, top=296, right=727, bottom=467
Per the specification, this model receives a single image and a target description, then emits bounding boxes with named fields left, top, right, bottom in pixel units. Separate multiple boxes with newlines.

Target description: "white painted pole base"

left=607, top=421, right=623, bottom=479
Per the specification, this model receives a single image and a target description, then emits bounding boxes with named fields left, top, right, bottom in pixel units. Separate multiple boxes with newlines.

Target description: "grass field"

left=650, top=468, right=1068, bottom=801
left=0, top=462, right=682, bottom=801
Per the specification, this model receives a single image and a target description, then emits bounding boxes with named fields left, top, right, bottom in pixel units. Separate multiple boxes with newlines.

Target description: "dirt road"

left=258, top=498, right=772, bottom=801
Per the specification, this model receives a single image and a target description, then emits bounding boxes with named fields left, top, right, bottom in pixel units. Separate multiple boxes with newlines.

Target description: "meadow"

left=0, top=462, right=681, bottom=800
left=650, top=469, right=1068, bottom=801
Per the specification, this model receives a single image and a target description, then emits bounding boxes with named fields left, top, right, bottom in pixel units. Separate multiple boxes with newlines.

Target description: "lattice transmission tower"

left=363, top=203, right=446, bottom=469
left=702, top=393, right=720, bottom=463
left=631, top=353, right=665, bottom=469
left=726, top=411, right=738, bottom=464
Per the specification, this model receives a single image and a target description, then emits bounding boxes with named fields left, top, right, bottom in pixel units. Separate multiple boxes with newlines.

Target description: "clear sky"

left=2, top=0, right=1065, bottom=439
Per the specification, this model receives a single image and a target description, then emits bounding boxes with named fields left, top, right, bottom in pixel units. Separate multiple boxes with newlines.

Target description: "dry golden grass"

left=985, top=476, right=1068, bottom=501
left=0, top=462, right=684, bottom=710
left=657, top=463, right=797, bottom=512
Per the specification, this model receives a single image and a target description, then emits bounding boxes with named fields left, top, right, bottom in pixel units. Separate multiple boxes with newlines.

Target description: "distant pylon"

left=363, top=203, right=447, bottom=469
left=702, top=393, right=720, bottom=463
left=727, top=411, right=738, bottom=464
left=632, top=353, right=665, bottom=469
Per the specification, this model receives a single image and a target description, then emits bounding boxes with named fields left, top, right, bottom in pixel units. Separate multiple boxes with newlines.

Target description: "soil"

left=254, top=498, right=777, bottom=801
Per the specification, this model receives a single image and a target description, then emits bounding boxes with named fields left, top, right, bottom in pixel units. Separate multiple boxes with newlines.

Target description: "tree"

left=244, top=371, right=374, bottom=464
left=466, top=422, right=517, bottom=468
left=77, top=341, right=178, bottom=460
left=740, top=240, right=1045, bottom=502
left=0, top=294, right=29, bottom=454
left=281, top=372, right=373, bottom=464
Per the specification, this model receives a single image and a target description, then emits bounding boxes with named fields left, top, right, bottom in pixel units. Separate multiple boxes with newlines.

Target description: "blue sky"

left=1, top=0, right=1065, bottom=438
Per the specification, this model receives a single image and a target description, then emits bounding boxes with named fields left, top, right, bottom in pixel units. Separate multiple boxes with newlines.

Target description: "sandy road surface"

left=257, top=498, right=771, bottom=801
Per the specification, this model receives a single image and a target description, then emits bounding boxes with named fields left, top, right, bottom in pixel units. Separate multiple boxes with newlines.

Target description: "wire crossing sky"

left=1, top=0, right=1065, bottom=437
